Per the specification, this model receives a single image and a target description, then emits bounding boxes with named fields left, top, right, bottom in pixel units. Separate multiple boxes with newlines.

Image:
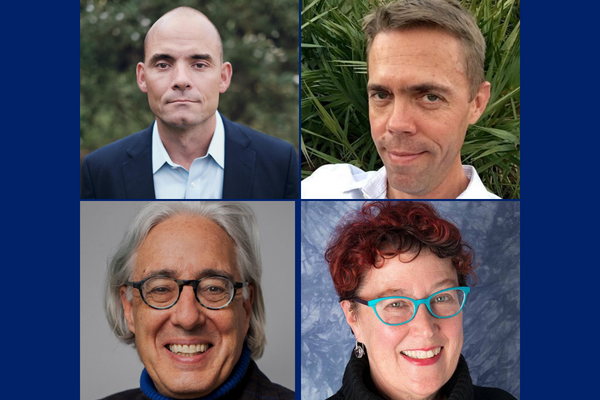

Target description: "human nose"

left=171, top=286, right=205, bottom=330
left=172, top=63, right=192, bottom=91
left=386, top=98, right=417, bottom=135
left=408, top=302, right=437, bottom=337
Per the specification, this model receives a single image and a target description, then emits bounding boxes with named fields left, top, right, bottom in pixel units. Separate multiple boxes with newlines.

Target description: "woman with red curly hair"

left=324, top=201, right=515, bottom=400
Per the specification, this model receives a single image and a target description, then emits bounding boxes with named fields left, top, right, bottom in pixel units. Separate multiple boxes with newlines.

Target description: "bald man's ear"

left=219, top=62, right=232, bottom=94
left=136, top=62, right=148, bottom=93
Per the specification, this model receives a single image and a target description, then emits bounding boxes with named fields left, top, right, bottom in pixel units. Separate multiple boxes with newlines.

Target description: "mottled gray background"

left=301, top=201, right=520, bottom=399
left=81, top=201, right=295, bottom=400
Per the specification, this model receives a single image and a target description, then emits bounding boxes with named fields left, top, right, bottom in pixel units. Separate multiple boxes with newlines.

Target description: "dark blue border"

left=5, top=0, right=600, bottom=398
left=4, top=2, right=80, bottom=398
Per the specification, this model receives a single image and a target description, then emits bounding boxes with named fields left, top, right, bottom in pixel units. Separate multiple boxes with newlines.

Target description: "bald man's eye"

left=156, top=63, right=169, bottom=69
left=194, top=63, right=208, bottom=69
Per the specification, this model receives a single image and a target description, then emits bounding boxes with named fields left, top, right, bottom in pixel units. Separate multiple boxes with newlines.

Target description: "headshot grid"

left=80, top=201, right=295, bottom=399
left=78, top=0, right=522, bottom=399
left=301, top=200, right=520, bottom=399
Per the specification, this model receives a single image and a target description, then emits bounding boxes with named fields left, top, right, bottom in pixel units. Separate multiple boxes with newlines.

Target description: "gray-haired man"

left=100, top=202, right=294, bottom=400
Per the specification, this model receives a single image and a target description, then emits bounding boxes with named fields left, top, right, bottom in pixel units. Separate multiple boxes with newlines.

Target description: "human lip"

left=400, top=346, right=443, bottom=365
left=167, top=343, right=212, bottom=356
left=168, top=99, right=197, bottom=104
left=163, top=338, right=214, bottom=361
left=387, top=150, right=426, bottom=163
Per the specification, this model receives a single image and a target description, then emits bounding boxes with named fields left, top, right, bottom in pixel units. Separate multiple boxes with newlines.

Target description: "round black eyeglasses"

left=126, top=275, right=249, bottom=310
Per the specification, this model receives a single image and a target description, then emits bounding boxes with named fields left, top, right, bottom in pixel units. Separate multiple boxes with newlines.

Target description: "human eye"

left=421, top=93, right=442, bottom=102
left=417, top=92, right=447, bottom=107
left=384, top=298, right=409, bottom=309
left=205, top=285, right=226, bottom=293
left=432, top=291, right=457, bottom=304
left=144, top=281, right=176, bottom=303
left=199, top=278, right=229, bottom=295
left=155, top=62, right=170, bottom=69
left=369, top=91, right=390, bottom=101
left=193, top=62, right=208, bottom=69
left=149, top=285, right=174, bottom=294
left=432, top=294, right=450, bottom=303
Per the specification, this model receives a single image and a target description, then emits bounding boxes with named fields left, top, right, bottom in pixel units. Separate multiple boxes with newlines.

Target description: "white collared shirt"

left=301, top=164, right=501, bottom=199
left=152, top=111, right=225, bottom=199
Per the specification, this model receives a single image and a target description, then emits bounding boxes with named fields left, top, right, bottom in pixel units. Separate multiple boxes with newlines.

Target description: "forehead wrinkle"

left=135, top=215, right=236, bottom=280
left=140, top=267, right=235, bottom=281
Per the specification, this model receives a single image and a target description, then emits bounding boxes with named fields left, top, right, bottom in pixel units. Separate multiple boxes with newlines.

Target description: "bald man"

left=81, top=7, right=299, bottom=200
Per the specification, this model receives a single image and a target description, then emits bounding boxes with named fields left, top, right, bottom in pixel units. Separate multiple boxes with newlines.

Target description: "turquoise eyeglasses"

left=352, top=286, right=470, bottom=326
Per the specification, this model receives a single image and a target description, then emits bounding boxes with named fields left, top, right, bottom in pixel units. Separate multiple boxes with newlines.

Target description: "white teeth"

left=168, top=343, right=210, bottom=356
left=401, top=347, right=441, bottom=359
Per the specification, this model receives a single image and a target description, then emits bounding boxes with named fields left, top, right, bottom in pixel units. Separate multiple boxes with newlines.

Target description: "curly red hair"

left=325, top=201, right=477, bottom=301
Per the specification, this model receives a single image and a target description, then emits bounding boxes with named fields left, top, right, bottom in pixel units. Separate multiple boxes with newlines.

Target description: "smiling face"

left=367, top=27, right=490, bottom=199
left=136, top=11, right=232, bottom=132
left=341, top=249, right=463, bottom=400
left=120, top=215, right=252, bottom=399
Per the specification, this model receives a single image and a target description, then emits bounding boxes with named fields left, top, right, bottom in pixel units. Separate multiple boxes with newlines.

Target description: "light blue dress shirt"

left=152, top=111, right=225, bottom=199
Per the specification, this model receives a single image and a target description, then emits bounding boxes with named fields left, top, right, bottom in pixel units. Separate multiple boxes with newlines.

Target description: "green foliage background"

left=301, top=0, right=520, bottom=198
left=80, top=0, right=299, bottom=157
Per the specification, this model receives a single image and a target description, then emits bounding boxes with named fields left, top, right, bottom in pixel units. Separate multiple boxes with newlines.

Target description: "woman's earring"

left=354, top=340, right=365, bottom=358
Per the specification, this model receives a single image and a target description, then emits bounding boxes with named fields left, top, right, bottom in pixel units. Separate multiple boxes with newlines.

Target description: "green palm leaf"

left=301, top=0, right=520, bottom=198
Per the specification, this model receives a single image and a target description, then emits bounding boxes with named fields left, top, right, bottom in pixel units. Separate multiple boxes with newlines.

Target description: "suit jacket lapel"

left=122, top=124, right=156, bottom=199
left=222, top=117, right=256, bottom=199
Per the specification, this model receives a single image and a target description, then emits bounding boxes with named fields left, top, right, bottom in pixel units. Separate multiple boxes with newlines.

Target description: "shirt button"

left=190, top=182, right=196, bottom=188
left=171, top=166, right=177, bottom=170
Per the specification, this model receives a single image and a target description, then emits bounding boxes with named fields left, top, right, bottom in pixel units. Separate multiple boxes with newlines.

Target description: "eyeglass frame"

left=125, top=274, right=249, bottom=310
left=352, top=286, right=471, bottom=326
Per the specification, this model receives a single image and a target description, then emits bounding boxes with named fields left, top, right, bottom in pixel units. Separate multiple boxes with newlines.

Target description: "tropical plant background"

left=301, top=0, right=520, bottom=198
left=80, top=0, right=299, bottom=164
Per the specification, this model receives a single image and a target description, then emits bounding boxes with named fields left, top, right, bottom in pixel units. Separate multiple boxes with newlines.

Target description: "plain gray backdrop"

left=81, top=201, right=295, bottom=400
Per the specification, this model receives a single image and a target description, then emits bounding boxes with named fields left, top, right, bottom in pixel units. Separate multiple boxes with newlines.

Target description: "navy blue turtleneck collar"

left=139, top=344, right=251, bottom=400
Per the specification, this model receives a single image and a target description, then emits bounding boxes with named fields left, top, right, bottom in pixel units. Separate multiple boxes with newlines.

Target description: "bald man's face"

left=136, top=13, right=231, bottom=130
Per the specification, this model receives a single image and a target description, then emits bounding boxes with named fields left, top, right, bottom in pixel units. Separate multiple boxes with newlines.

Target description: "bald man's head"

left=135, top=6, right=232, bottom=131
left=143, top=7, right=224, bottom=63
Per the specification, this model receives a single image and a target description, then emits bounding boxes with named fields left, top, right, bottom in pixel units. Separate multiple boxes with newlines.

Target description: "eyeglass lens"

left=141, top=276, right=234, bottom=308
left=375, top=289, right=466, bottom=325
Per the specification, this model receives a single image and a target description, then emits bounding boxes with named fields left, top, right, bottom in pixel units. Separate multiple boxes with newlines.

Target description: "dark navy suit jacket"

left=80, top=116, right=299, bottom=199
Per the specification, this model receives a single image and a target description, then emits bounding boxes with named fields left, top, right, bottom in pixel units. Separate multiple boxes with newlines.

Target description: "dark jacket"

left=327, top=352, right=517, bottom=400
left=80, top=116, right=299, bottom=199
left=101, top=360, right=294, bottom=400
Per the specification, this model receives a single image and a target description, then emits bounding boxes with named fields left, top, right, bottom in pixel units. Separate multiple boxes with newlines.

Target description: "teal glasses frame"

left=352, top=286, right=471, bottom=326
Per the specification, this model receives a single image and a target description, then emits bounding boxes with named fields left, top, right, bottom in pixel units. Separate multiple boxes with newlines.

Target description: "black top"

left=101, top=360, right=294, bottom=400
left=327, top=352, right=517, bottom=400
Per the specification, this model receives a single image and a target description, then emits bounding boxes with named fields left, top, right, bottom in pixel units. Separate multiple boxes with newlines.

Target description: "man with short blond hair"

left=302, top=0, right=500, bottom=199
